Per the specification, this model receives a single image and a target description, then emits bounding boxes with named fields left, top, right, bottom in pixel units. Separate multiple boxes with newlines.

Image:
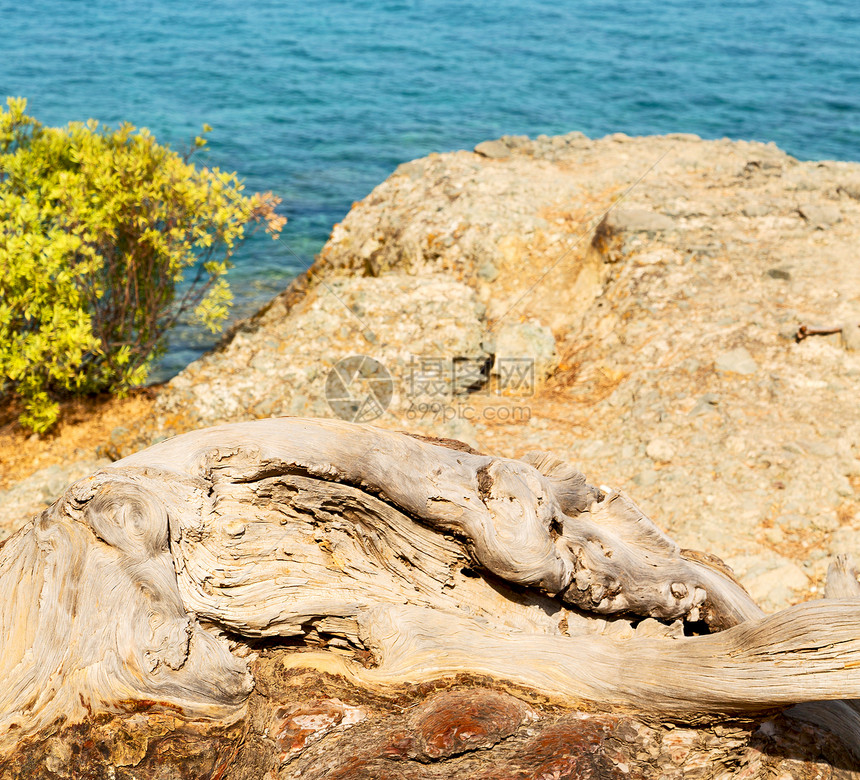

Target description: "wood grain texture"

left=1, top=417, right=859, bottom=758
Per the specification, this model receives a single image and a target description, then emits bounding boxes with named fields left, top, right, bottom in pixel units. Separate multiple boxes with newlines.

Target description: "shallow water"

left=3, top=0, right=858, bottom=378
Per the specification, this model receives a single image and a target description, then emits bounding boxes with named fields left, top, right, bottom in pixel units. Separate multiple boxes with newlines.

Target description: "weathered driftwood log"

left=2, top=418, right=860, bottom=778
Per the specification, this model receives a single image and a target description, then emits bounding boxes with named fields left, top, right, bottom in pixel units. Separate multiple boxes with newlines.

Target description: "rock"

left=4, top=128, right=860, bottom=774
left=765, top=268, right=791, bottom=280
left=803, top=440, right=837, bottom=459
left=841, top=320, right=860, bottom=351
left=499, top=133, right=531, bottom=149
left=477, top=259, right=499, bottom=282
left=635, top=248, right=682, bottom=266
left=798, top=203, right=842, bottom=228
left=646, top=437, right=675, bottom=463
left=715, top=348, right=758, bottom=375
left=604, top=207, right=675, bottom=233
left=474, top=139, right=511, bottom=159
left=742, top=203, right=773, bottom=217
left=402, top=689, right=535, bottom=761
left=394, top=159, right=426, bottom=180
left=153, top=274, right=491, bottom=427
left=592, top=208, right=677, bottom=264
left=491, top=321, right=559, bottom=386
left=837, top=178, right=860, bottom=200
left=6, top=130, right=860, bottom=634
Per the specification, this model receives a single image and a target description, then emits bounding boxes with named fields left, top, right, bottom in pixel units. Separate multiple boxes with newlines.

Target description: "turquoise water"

left=2, top=0, right=859, bottom=378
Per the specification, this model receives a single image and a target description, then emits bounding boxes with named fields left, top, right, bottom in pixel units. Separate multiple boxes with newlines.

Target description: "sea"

left=2, top=0, right=858, bottom=380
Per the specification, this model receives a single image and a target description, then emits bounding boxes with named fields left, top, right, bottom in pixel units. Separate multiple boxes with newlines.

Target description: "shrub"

left=0, top=98, right=284, bottom=432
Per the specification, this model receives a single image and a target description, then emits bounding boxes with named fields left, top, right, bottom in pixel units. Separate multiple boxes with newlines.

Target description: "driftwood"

left=2, top=417, right=860, bottom=778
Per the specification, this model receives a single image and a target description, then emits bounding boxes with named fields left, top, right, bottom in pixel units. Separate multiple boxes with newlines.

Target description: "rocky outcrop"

left=2, top=130, right=860, bottom=778
left=3, top=131, right=860, bottom=606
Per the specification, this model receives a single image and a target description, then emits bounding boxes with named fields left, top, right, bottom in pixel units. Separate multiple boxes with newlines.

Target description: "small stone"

left=604, top=208, right=675, bottom=233
left=500, top=134, right=530, bottom=148
left=798, top=203, right=842, bottom=228
left=802, top=440, right=836, bottom=458
left=645, top=438, right=675, bottom=463
left=777, top=324, right=800, bottom=341
left=765, top=268, right=791, bottom=280
left=634, top=249, right=681, bottom=266
left=715, top=348, right=758, bottom=375
left=253, top=398, right=276, bottom=418
left=477, top=260, right=499, bottom=282
left=474, top=140, right=511, bottom=159
left=763, top=527, right=784, bottom=544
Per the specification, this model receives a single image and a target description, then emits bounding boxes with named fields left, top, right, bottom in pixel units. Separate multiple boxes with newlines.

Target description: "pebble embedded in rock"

left=477, top=260, right=499, bottom=282
left=646, top=438, right=675, bottom=463
left=715, top=348, right=758, bottom=375
left=604, top=208, right=675, bottom=233
left=798, top=203, right=842, bottom=228
left=765, top=268, right=791, bottom=280
left=474, top=140, right=511, bottom=159
left=742, top=203, right=773, bottom=218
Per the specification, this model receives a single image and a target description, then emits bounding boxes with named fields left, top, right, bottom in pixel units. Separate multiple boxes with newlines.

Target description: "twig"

left=796, top=324, right=843, bottom=342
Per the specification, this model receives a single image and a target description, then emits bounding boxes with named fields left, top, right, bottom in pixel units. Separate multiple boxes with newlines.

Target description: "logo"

left=325, top=356, right=393, bottom=422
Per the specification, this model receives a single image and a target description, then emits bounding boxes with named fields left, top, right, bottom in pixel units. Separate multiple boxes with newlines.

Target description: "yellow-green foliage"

left=0, top=98, right=283, bottom=432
